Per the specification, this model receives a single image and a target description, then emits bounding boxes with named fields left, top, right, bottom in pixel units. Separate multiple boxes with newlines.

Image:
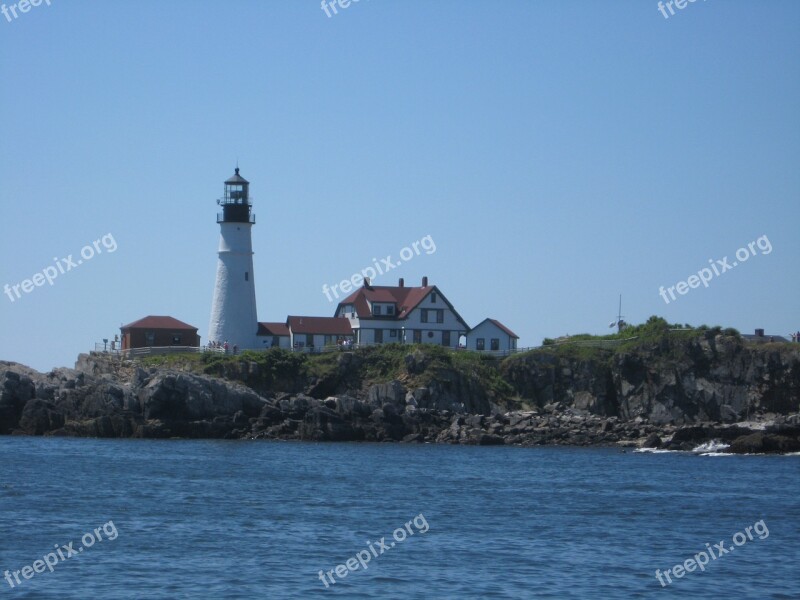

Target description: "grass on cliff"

left=135, top=317, right=753, bottom=399
left=307, top=343, right=514, bottom=398
left=138, top=343, right=514, bottom=400
left=511, top=316, right=743, bottom=365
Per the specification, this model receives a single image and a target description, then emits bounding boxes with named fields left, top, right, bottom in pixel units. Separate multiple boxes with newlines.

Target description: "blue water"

left=0, top=438, right=797, bottom=599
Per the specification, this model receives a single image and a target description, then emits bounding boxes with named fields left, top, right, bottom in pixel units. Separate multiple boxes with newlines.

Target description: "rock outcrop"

left=500, top=334, right=800, bottom=424
left=1, top=333, right=798, bottom=454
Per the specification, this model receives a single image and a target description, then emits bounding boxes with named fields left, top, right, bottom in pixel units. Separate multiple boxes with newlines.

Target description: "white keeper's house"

left=335, top=276, right=470, bottom=347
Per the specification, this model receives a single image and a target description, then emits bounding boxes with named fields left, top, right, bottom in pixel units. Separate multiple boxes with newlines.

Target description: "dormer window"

left=386, top=305, right=394, bottom=316
left=373, top=305, right=382, bottom=316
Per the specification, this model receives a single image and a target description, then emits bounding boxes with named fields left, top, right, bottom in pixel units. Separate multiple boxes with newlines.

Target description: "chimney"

left=364, top=277, right=370, bottom=287
left=755, top=328, right=764, bottom=337
left=422, top=276, right=428, bottom=287
left=398, top=278, right=404, bottom=288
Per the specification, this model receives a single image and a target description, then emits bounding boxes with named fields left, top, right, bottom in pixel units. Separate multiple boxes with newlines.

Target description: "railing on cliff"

left=92, top=346, right=225, bottom=358
left=289, top=343, right=540, bottom=357
left=89, top=338, right=638, bottom=361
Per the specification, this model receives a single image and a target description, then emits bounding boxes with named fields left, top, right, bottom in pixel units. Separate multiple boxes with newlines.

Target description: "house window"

left=431, top=292, right=437, bottom=303
left=245, top=272, right=249, bottom=281
left=421, top=310, right=428, bottom=323
left=386, top=305, right=394, bottom=316
left=427, top=331, right=434, bottom=339
left=145, top=331, right=155, bottom=346
left=306, top=334, right=314, bottom=347
left=389, top=329, right=397, bottom=338
left=171, top=334, right=182, bottom=345
left=271, top=336, right=280, bottom=347
left=476, top=338, right=485, bottom=351
left=375, top=329, right=383, bottom=343
left=437, top=309, right=444, bottom=323
left=374, top=305, right=382, bottom=316
left=442, top=331, right=450, bottom=346
left=491, top=338, right=500, bottom=351
left=413, top=330, right=422, bottom=343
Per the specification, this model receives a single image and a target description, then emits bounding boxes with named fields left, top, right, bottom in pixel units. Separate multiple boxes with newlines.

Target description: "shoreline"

left=6, top=400, right=798, bottom=455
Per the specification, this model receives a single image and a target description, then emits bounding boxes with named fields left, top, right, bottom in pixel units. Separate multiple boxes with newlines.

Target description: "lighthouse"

left=208, top=167, right=259, bottom=350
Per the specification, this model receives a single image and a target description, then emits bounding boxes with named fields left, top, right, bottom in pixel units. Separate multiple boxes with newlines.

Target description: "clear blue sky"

left=1, top=0, right=798, bottom=371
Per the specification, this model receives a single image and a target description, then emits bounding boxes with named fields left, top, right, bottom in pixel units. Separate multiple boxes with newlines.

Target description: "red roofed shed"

left=120, top=316, right=200, bottom=350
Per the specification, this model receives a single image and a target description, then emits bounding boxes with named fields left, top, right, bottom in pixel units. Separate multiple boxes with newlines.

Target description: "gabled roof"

left=287, top=316, right=354, bottom=335
left=257, top=322, right=290, bottom=337
left=337, top=283, right=469, bottom=329
left=121, top=316, right=198, bottom=331
left=472, top=318, right=519, bottom=339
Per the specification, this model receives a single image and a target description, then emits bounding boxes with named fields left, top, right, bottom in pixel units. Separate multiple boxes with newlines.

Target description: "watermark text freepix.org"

left=657, top=0, right=707, bottom=20
left=1, top=0, right=52, bottom=23
left=658, top=234, right=771, bottom=304
left=321, top=0, right=366, bottom=19
left=322, top=235, right=436, bottom=302
left=4, top=233, right=118, bottom=303
left=318, top=513, right=429, bottom=588
left=4, top=521, right=118, bottom=589
left=655, top=519, right=768, bottom=587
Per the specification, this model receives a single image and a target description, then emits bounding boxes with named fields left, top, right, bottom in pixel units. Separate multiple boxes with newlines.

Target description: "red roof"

left=287, top=316, right=354, bottom=335
left=257, top=322, right=290, bottom=336
left=337, top=283, right=468, bottom=328
left=121, top=316, right=198, bottom=331
left=474, top=318, right=519, bottom=339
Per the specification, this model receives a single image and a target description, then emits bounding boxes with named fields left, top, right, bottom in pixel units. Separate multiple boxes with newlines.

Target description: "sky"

left=1, top=0, right=798, bottom=372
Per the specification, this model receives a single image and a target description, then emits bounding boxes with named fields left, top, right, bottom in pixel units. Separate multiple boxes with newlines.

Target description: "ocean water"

left=0, top=438, right=797, bottom=599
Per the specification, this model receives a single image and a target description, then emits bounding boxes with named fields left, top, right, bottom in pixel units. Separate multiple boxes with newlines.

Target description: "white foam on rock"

left=692, top=440, right=730, bottom=454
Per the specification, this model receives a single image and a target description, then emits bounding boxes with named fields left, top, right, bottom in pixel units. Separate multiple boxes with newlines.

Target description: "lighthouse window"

left=245, top=272, right=249, bottom=281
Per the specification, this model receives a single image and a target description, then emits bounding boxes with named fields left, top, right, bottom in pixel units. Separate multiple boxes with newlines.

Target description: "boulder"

left=727, top=432, right=800, bottom=454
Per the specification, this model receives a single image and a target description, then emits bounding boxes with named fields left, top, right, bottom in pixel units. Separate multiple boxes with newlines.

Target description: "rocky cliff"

left=501, top=332, right=800, bottom=423
left=1, top=330, right=798, bottom=453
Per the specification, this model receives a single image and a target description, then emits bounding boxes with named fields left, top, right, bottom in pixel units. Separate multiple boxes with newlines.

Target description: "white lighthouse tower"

left=208, top=167, right=259, bottom=350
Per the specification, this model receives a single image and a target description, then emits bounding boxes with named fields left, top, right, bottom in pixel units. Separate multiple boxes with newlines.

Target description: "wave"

left=692, top=440, right=730, bottom=454
left=634, top=440, right=733, bottom=456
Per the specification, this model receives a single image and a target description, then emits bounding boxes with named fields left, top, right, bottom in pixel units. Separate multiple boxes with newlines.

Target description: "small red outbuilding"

left=120, top=316, right=200, bottom=350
